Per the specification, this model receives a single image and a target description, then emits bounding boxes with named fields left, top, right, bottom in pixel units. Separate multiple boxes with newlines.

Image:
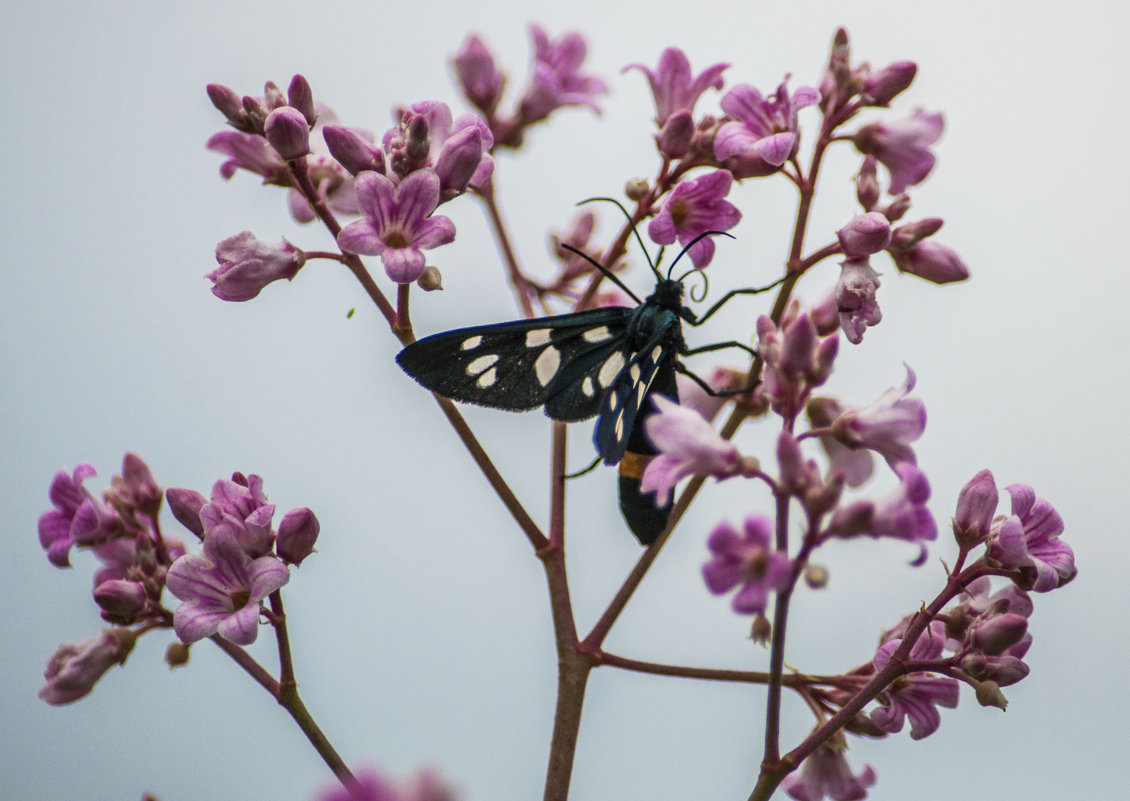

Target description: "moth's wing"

left=593, top=321, right=681, bottom=464
left=395, top=307, right=632, bottom=413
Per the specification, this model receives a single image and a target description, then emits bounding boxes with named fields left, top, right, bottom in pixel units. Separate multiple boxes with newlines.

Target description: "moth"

left=396, top=233, right=766, bottom=545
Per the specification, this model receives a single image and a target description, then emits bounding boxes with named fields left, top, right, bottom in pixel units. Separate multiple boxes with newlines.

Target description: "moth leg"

left=675, top=361, right=760, bottom=398
left=688, top=276, right=787, bottom=326
left=564, top=455, right=602, bottom=479
left=684, top=340, right=758, bottom=358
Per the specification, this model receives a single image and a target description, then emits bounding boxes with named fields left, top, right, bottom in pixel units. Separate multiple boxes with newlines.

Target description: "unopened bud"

left=625, top=178, right=650, bottom=202
left=435, top=127, right=483, bottom=197
left=862, top=61, right=917, bottom=107
left=287, top=74, right=317, bottom=126
left=658, top=110, right=694, bottom=158
left=265, top=106, right=311, bottom=161
left=323, top=126, right=385, bottom=176
left=165, top=641, right=191, bottom=668
left=972, top=613, right=1028, bottom=656
left=974, top=680, right=1008, bottom=710
left=856, top=156, right=880, bottom=210
left=166, top=488, right=207, bottom=538
left=952, top=469, right=998, bottom=550
left=882, top=193, right=912, bottom=222
left=892, top=242, right=970, bottom=285
left=263, top=81, right=286, bottom=110
left=417, top=266, right=444, bottom=291
left=276, top=507, right=320, bottom=565
left=94, top=579, right=148, bottom=623
left=838, top=212, right=892, bottom=257
left=803, top=564, right=828, bottom=589
left=206, top=84, right=251, bottom=131
left=750, top=613, right=772, bottom=644
left=889, top=218, right=945, bottom=250
left=407, top=115, right=431, bottom=163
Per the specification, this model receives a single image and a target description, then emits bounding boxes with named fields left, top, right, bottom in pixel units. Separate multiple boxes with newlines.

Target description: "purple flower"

left=870, top=624, right=960, bottom=739
left=837, top=212, right=892, bottom=258
left=199, top=473, right=277, bottom=556
left=39, top=465, right=121, bottom=567
left=288, top=104, right=366, bottom=223
left=264, top=105, right=311, bottom=161
left=623, top=47, right=728, bottom=125
left=781, top=739, right=876, bottom=801
left=702, top=516, right=793, bottom=615
left=519, top=25, right=608, bottom=122
left=39, top=628, right=137, bottom=705
left=853, top=109, right=944, bottom=194
left=206, top=129, right=288, bottom=183
left=988, top=484, right=1075, bottom=592
left=952, top=469, right=999, bottom=549
left=861, top=61, right=917, bottom=107
left=829, top=364, right=926, bottom=469
left=807, top=397, right=874, bottom=487
left=640, top=395, right=746, bottom=505
left=828, top=463, right=936, bottom=561
left=207, top=231, right=306, bottom=302
left=454, top=34, right=506, bottom=116
left=890, top=240, right=969, bottom=284
left=834, top=257, right=882, bottom=344
left=277, top=507, right=320, bottom=565
left=166, top=527, right=290, bottom=645
left=337, top=169, right=456, bottom=283
left=384, top=102, right=494, bottom=193
left=714, top=78, right=818, bottom=174
left=647, top=170, right=740, bottom=268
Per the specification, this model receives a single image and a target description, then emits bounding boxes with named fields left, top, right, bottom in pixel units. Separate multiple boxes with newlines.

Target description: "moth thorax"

left=652, top=279, right=685, bottom=309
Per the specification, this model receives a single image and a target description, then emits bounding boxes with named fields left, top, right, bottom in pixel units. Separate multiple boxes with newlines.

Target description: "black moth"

left=396, top=232, right=761, bottom=545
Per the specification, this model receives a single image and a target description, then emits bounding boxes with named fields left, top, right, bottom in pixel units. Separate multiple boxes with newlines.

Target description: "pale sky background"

left=3, top=1, right=1127, bottom=800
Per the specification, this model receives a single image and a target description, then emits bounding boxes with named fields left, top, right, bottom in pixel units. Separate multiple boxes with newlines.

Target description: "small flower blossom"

left=808, top=397, right=874, bottom=487
left=834, top=256, right=882, bottom=344
left=207, top=231, right=306, bottom=302
left=828, top=463, right=936, bottom=561
left=640, top=395, right=748, bottom=505
left=454, top=34, right=506, bottom=116
left=988, top=484, right=1075, bottom=592
left=199, top=473, right=277, bottom=556
left=206, top=129, right=289, bottom=183
left=519, top=25, right=608, bottom=122
left=781, top=738, right=876, bottom=801
left=623, top=47, right=728, bottom=126
left=829, top=364, right=926, bottom=469
left=702, top=515, right=793, bottom=615
left=39, top=628, right=138, bottom=705
left=166, top=527, right=290, bottom=645
left=39, top=465, right=121, bottom=567
left=647, top=170, right=740, bottom=268
left=870, top=624, right=960, bottom=739
left=384, top=102, right=494, bottom=193
left=337, top=169, right=456, bottom=283
left=714, top=79, right=818, bottom=174
left=758, top=311, right=839, bottom=420
left=853, top=109, right=944, bottom=194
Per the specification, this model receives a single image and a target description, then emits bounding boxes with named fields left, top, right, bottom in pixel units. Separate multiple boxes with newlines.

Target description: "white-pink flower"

left=640, top=395, right=742, bottom=505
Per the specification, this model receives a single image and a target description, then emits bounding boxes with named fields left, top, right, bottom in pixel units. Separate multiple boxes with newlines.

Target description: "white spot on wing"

left=535, top=346, right=560, bottom=386
left=614, top=413, right=624, bottom=441
left=526, top=329, right=552, bottom=347
left=651, top=345, right=663, bottom=361
left=583, top=326, right=612, bottom=343
left=477, top=367, right=497, bottom=388
left=599, top=352, right=625, bottom=387
left=629, top=364, right=640, bottom=383
left=467, top=354, right=499, bottom=375
left=461, top=336, right=483, bottom=350
left=582, top=377, right=595, bottom=397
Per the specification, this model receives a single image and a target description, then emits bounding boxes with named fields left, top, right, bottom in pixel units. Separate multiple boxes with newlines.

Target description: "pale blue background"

left=3, top=1, right=1126, bottom=799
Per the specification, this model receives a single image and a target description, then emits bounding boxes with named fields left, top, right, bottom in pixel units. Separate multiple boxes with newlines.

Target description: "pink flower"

left=384, top=101, right=494, bottom=194
left=758, top=311, right=839, bottom=420
left=206, top=129, right=288, bottom=183
left=781, top=739, right=876, bottom=801
left=454, top=34, right=505, bottom=116
left=702, top=515, right=793, bottom=615
left=166, top=527, right=290, bottom=645
left=714, top=78, right=818, bottom=174
left=623, top=47, right=728, bottom=125
left=207, top=231, right=306, bottom=302
left=38, top=464, right=121, bottom=568
left=39, top=628, right=137, bottom=705
left=952, top=469, right=999, bottom=548
left=829, top=364, right=926, bottom=469
left=870, top=624, right=960, bottom=739
left=519, top=25, right=607, bottom=121
left=890, top=240, right=969, bottom=284
left=337, top=169, right=456, bottom=283
left=988, top=484, right=1074, bottom=592
left=640, top=395, right=744, bottom=505
left=647, top=170, right=740, bottom=268
left=828, top=463, right=936, bottom=561
left=837, top=212, right=892, bottom=257
left=853, top=109, right=944, bottom=194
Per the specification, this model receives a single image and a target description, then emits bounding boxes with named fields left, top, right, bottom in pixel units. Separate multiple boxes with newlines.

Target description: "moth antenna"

left=576, top=196, right=663, bottom=282
left=676, top=266, right=710, bottom=303
left=560, top=244, right=644, bottom=306
left=666, top=230, right=736, bottom=279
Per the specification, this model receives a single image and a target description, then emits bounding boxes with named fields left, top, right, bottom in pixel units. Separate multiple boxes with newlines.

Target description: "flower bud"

left=891, top=241, right=970, bottom=284
left=265, top=106, right=311, bottom=161
left=94, top=579, right=148, bottom=623
left=208, top=231, right=306, bottom=302
left=889, top=218, right=945, bottom=250
left=435, top=126, right=483, bottom=196
left=166, top=488, right=207, bottom=538
left=625, top=177, right=650, bottom=201
left=658, top=109, right=694, bottom=158
left=454, top=35, right=505, bottom=115
left=416, top=266, right=444, bottom=292
left=856, top=156, right=880, bottom=210
left=165, top=641, right=191, bottom=668
left=323, top=125, right=385, bottom=176
left=277, top=507, right=320, bottom=565
left=972, top=613, right=1028, bottom=656
left=952, top=469, right=998, bottom=549
left=206, top=83, right=251, bottom=131
left=407, top=114, right=431, bottom=163
left=973, top=680, right=1008, bottom=710
left=809, top=293, right=840, bottom=336
left=287, top=74, right=317, bottom=126
left=750, top=613, right=772, bottom=644
left=804, top=564, right=828, bottom=589
left=838, top=212, right=892, bottom=257
left=882, top=193, right=912, bottom=222
left=862, top=61, right=917, bottom=106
